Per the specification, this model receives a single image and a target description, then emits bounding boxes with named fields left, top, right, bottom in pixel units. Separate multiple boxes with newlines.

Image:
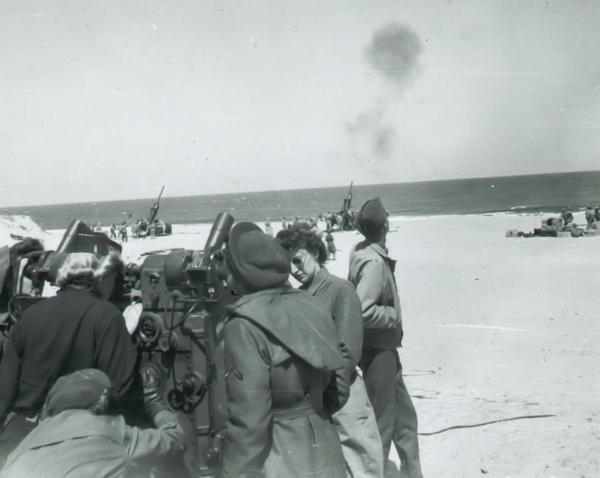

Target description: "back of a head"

left=42, top=369, right=112, bottom=419
left=226, top=222, right=290, bottom=294
left=55, top=251, right=124, bottom=291
left=356, top=197, right=389, bottom=242
left=55, top=252, right=99, bottom=289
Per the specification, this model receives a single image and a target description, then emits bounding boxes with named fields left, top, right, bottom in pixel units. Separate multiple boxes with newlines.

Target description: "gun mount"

left=0, top=213, right=234, bottom=476
left=132, top=211, right=234, bottom=475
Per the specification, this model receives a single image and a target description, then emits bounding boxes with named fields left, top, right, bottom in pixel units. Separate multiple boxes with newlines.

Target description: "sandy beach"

left=37, top=213, right=600, bottom=477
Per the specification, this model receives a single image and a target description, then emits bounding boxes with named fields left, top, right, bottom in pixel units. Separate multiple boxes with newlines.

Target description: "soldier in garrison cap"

left=348, top=198, right=423, bottom=478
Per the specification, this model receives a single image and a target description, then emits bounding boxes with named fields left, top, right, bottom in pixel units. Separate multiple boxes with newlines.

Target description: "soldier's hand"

left=323, top=343, right=352, bottom=415
left=141, top=363, right=166, bottom=419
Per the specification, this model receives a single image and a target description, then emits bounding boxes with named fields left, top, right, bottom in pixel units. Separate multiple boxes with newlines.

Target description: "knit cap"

left=226, top=222, right=290, bottom=292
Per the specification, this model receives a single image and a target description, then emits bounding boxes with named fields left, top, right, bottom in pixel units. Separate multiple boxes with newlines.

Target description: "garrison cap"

left=43, top=369, right=111, bottom=418
left=356, top=197, right=389, bottom=237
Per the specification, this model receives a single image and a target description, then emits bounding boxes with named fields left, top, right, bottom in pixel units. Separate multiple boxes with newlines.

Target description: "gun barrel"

left=147, top=186, right=166, bottom=224
left=201, top=212, right=234, bottom=267
left=156, top=185, right=165, bottom=203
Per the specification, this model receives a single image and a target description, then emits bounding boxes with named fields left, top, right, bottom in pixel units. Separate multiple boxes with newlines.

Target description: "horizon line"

left=2, top=168, right=600, bottom=210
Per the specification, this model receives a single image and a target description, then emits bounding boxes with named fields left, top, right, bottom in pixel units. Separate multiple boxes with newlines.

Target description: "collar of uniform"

left=304, top=267, right=329, bottom=295
left=366, top=242, right=396, bottom=273
left=367, top=242, right=391, bottom=260
left=58, top=286, right=98, bottom=297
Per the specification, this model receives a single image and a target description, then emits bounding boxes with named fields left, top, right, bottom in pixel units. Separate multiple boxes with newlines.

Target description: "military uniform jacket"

left=223, top=287, right=347, bottom=478
left=302, top=267, right=363, bottom=371
left=348, top=241, right=403, bottom=349
left=0, top=409, right=184, bottom=478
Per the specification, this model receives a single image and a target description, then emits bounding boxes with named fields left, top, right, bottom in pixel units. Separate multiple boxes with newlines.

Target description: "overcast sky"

left=1, top=0, right=599, bottom=207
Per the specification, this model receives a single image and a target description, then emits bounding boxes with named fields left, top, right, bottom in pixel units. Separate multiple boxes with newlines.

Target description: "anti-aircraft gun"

left=1, top=213, right=235, bottom=477
left=131, top=211, right=234, bottom=476
left=337, top=181, right=356, bottom=231
left=136, top=185, right=173, bottom=237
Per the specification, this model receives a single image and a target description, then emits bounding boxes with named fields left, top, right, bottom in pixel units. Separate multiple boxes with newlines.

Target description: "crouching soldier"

left=221, top=222, right=350, bottom=477
left=0, top=367, right=185, bottom=478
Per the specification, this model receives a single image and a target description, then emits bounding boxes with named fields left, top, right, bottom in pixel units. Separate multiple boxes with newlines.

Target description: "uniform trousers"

left=332, top=374, right=384, bottom=477
left=360, top=346, right=422, bottom=478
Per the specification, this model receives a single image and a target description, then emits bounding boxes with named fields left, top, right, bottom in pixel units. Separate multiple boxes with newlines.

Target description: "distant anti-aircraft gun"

left=341, top=181, right=353, bottom=213
left=136, top=186, right=173, bottom=237
left=148, top=185, right=165, bottom=225
left=337, top=182, right=356, bottom=231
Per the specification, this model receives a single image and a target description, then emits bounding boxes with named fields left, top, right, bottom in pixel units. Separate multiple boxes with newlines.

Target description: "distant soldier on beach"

left=561, top=208, right=574, bottom=227
left=326, top=231, right=337, bottom=261
left=349, top=198, right=423, bottom=478
left=264, top=222, right=273, bottom=236
left=281, top=217, right=288, bottom=230
left=119, top=223, right=128, bottom=242
left=585, top=207, right=595, bottom=228
left=325, top=212, right=333, bottom=231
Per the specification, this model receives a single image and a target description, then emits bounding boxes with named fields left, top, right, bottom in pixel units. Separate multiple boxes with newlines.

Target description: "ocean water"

left=2, top=171, right=600, bottom=230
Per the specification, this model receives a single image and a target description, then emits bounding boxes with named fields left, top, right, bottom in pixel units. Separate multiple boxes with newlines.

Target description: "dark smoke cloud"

left=347, top=23, right=422, bottom=163
left=365, top=23, right=423, bottom=85
left=346, top=108, right=397, bottom=161
left=374, top=124, right=396, bottom=159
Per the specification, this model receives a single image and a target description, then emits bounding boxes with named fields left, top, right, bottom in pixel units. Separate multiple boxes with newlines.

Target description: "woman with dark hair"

left=222, top=222, right=348, bottom=477
left=276, top=225, right=384, bottom=477
left=0, top=252, right=138, bottom=464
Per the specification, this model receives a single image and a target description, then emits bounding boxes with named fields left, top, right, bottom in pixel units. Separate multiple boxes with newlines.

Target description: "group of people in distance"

left=0, top=197, right=422, bottom=478
left=583, top=206, right=600, bottom=228
left=280, top=211, right=353, bottom=236
left=561, top=206, right=600, bottom=230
